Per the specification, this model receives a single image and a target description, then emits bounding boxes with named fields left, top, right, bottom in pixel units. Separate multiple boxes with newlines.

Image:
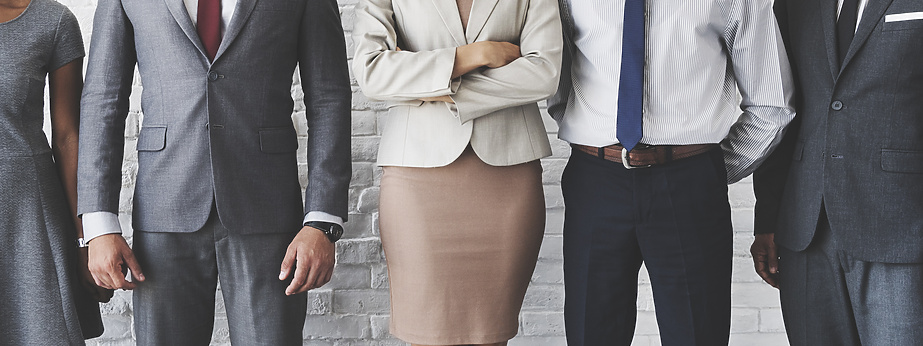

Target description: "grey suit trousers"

left=132, top=208, right=306, bottom=346
left=779, top=206, right=923, bottom=346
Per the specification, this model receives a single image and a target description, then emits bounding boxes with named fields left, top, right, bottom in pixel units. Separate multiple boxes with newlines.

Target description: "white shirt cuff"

left=82, top=211, right=124, bottom=243
left=303, top=211, right=344, bottom=228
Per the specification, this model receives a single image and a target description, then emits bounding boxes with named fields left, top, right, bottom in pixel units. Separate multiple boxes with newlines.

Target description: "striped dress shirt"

left=549, top=0, right=796, bottom=183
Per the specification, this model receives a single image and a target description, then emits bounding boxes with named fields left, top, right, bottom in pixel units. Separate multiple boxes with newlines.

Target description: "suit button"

left=831, top=100, right=843, bottom=110
left=208, top=71, right=219, bottom=81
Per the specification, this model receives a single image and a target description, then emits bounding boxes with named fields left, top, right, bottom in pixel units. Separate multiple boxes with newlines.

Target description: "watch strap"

left=304, top=221, right=343, bottom=243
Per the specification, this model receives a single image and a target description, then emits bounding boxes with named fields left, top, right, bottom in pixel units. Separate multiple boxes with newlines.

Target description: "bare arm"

left=49, top=59, right=113, bottom=302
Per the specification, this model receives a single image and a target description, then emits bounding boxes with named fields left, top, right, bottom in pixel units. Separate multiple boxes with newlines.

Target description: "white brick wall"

left=50, top=1, right=790, bottom=344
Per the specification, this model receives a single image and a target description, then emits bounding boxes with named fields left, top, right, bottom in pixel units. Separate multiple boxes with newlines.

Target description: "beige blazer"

left=353, top=0, right=563, bottom=167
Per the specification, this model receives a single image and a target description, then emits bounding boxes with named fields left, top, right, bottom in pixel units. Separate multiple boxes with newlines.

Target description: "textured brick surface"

left=51, top=1, right=789, bottom=344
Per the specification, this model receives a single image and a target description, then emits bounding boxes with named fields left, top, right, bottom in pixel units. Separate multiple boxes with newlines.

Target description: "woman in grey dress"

left=1, top=0, right=111, bottom=344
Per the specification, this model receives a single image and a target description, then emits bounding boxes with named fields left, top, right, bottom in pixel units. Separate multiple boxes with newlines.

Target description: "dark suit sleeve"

left=77, top=0, right=137, bottom=216
left=752, top=0, right=800, bottom=235
left=298, top=0, right=352, bottom=221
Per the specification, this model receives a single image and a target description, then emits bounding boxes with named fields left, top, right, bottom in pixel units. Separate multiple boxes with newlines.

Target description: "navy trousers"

left=562, top=148, right=733, bottom=346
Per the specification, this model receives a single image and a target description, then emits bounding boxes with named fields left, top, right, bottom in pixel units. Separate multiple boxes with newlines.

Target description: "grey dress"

left=0, top=0, right=102, bottom=343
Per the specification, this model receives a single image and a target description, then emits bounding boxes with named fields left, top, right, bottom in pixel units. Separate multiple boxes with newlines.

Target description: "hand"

left=750, top=233, right=780, bottom=288
left=475, top=41, right=521, bottom=68
left=279, top=226, right=336, bottom=295
left=77, top=247, right=114, bottom=302
left=88, top=234, right=145, bottom=290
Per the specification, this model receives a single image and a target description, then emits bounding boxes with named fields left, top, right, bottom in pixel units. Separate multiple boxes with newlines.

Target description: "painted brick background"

left=45, top=0, right=791, bottom=344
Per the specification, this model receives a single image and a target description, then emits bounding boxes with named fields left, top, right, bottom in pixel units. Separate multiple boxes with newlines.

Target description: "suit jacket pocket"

left=259, top=127, right=298, bottom=154
left=137, top=126, right=167, bottom=152
left=883, top=12, right=923, bottom=31
left=881, top=149, right=923, bottom=173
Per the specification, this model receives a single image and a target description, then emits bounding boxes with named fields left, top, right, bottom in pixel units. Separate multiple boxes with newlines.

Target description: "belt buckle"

left=621, top=147, right=652, bottom=169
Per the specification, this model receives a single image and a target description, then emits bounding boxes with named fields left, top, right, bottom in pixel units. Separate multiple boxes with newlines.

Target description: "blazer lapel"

left=214, top=0, right=258, bottom=61
left=431, top=0, right=467, bottom=46
left=817, top=0, right=840, bottom=80
left=839, top=0, right=895, bottom=74
left=465, top=0, right=500, bottom=42
left=164, top=0, right=209, bottom=59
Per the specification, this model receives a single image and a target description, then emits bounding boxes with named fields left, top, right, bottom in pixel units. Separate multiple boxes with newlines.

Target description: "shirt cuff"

left=303, top=211, right=344, bottom=228
left=82, top=211, right=123, bottom=243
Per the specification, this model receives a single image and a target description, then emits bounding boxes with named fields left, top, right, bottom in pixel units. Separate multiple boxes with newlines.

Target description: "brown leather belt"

left=572, top=143, right=719, bottom=169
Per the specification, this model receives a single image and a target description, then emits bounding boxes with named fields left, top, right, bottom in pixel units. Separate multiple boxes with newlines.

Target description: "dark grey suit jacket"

left=755, top=0, right=923, bottom=263
left=78, top=0, right=351, bottom=234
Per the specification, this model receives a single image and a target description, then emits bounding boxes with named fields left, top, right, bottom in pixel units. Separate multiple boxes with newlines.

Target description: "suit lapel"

left=465, top=0, right=500, bottom=43
left=839, top=0, right=894, bottom=74
left=817, top=0, right=840, bottom=80
left=164, top=0, right=209, bottom=59
left=431, top=0, right=467, bottom=46
left=214, top=0, right=258, bottom=61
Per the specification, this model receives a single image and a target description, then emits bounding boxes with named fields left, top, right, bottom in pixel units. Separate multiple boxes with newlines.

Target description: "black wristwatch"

left=304, top=221, right=344, bottom=243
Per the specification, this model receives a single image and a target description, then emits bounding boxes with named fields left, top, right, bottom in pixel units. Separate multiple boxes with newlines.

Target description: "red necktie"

left=197, top=0, right=221, bottom=61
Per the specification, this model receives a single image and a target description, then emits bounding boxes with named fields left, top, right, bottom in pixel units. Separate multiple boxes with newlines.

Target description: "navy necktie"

left=616, top=0, right=645, bottom=152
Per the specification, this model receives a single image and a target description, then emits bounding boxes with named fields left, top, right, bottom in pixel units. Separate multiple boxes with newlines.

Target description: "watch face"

left=330, top=224, right=344, bottom=240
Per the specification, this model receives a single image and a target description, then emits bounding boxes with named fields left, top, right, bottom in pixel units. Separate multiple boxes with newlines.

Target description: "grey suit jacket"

left=352, top=0, right=561, bottom=167
left=754, top=0, right=923, bottom=263
left=78, top=0, right=352, bottom=234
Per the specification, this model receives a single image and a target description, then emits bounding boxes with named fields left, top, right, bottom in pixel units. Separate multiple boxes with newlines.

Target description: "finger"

left=91, top=269, right=113, bottom=290
left=768, top=244, right=780, bottom=274
left=279, top=247, right=297, bottom=281
left=286, top=256, right=309, bottom=295
left=122, top=252, right=145, bottom=282
left=92, top=277, right=110, bottom=290
left=110, top=259, right=137, bottom=290
left=752, top=255, right=772, bottom=283
left=767, top=275, right=780, bottom=289
left=302, top=262, right=322, bottom=292
left=107, top=264, right=136, bottom=290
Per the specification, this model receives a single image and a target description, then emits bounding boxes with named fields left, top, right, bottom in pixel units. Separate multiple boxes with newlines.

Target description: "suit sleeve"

left=352, top=0, right=460, bottom=101
left=448, top=0, right=563, bottom=123
left=752, top=0, right=801, bottom=235
left=299, top=0, right=352, bottom=221
left=77, top=0, right=136, bottom=216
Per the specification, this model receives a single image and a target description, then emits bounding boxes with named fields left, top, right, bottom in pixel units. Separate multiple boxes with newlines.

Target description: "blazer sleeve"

left=352, top=0, right=460, bottom=101
left=299, top=0, right=353, bottom=221
left=77, top=0, right=136, bottom=216
left=752, top=0, right=800, bottom=235
left=547, top=0, right=575, bottom=123
left=449, top=0, right=563, bottom=123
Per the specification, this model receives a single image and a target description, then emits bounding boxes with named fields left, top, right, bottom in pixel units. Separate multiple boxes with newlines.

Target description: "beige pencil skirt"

left=379, top=147, right=546, bottom=345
